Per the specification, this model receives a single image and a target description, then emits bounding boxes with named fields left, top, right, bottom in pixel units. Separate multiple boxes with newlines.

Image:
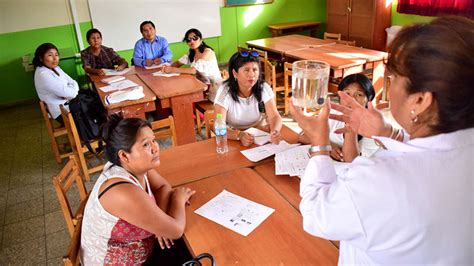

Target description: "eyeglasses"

left=186, top=36, right=199, bottom=43
left=239, top=50, right=259, bottom=58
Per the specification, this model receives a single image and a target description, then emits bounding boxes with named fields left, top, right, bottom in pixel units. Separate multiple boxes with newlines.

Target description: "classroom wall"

left=391, top=2, right=436, bottom=25
left=0, top=0, right=325, bottom=106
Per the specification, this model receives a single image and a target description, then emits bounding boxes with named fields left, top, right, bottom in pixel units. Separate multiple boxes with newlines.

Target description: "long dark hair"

left=101, top=114, right=151, bottom=166
left=224, top=51, right=264, bottom=103
left=33, top=43, right=58, bottom=68
left=387, top=16, right=474, bottom=134
left=338, top=73, right=375, bottom=106
left=182, top=28, right=213, bottom=63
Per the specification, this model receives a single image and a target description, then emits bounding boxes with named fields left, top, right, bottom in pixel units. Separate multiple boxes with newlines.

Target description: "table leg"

left=170, top=94, right=200, bottom=145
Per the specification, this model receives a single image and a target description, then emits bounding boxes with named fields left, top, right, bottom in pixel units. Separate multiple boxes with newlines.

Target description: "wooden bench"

left=268, top=20, right=321, bottom=37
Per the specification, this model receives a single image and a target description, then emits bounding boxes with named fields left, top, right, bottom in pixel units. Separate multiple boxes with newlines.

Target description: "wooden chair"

left=194, top=70, right=228, bottom=135
left=39, top=101, right=73, bottom=164
left=150, top=115, right=177, bottom=147
left=324, top=32, right=342, bottom=41
left=282, top=62, right=293, bottom=115
left=60, top=105, right=104, bottom=181
left=63, top=215, right=83, bottom=266
left=52, top=156, right=89, bottom=237
left=204, top=110, right=216, bottom=139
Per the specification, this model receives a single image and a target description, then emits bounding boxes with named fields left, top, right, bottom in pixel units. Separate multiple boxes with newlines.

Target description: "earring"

left=410, top=110, right=419, bottom=123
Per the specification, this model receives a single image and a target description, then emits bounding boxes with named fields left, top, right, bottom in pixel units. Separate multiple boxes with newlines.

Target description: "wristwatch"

left=308, top=145, right=332, bottom=153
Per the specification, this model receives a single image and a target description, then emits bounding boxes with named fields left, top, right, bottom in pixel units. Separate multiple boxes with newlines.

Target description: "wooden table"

left=181, top=167, right=339, bottom=264
left=156, top=138, right=269, bottom=187
left=247, top=35, right=388, bottom=102
left=268, top=21, right=321, bottom=37
left=137, top=70, right=207, bottom=145
left=93, top=74, right=156, bottom=119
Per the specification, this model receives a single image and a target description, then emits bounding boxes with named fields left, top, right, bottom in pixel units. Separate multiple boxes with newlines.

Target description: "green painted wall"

left=391, top=2, right=436, bottom=25
left=0, top=0, right=325, bottom=106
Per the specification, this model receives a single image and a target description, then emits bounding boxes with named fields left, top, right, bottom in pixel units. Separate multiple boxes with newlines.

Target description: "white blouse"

left=178, top=49, right=222, bottom=102
left=34, top=66, right=79, bottom=119
left=214, top=83, right=274, bottom=128
left=300, top=127, right=474, bottom=265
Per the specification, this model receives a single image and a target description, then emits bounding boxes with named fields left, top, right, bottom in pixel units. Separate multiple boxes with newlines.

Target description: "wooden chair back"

left=324, top=32, right=342, bottom=41
left=39, top=101, right=73, bottom=163
left=52, top=156, right=89, bottom=237
left=63, top=216, right=83, bottom=266
left=150, top=115, right=177, bottom=147
left=282, top=62, right=293, bottom=115
left=204, top=110, right=216, bottom=139
left=60, top=105, right=104, bottom=181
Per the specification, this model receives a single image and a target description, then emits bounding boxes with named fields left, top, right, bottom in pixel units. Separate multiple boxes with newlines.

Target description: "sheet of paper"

left=144, top=62, right=170, bottom=70
left=244, top=128, right=270, bottom=145
left=152, top=71, right=180, bottom=77
left=103, top=67, right=132, bottom=76
left=240, top=141, right=299, bottom=162
left=99, top=79, right=139, bottom=93
left=194, top=190, right=275, bottom=237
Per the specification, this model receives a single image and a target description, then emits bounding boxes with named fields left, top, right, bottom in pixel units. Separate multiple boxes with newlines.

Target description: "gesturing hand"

left=330, top=91, right=391, bottom=138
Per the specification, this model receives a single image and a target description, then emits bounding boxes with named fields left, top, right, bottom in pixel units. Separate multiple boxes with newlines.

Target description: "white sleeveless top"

left=81, top=162, right=156, bottom=265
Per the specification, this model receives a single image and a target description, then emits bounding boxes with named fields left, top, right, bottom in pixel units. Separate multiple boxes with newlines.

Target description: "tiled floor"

left=0, top=101, right=180, bottom=264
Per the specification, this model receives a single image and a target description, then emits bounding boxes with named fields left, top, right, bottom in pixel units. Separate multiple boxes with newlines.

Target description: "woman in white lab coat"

left=291, top=16, right=474, bottom=265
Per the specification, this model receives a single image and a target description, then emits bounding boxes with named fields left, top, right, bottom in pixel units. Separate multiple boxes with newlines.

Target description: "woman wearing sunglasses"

left=214, top=51, right=283, bottom=146
left=162, top=28, right=222, bottom=102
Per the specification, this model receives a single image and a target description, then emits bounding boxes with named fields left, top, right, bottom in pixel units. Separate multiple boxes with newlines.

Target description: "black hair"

left=338, top=73, right=375, bottom=105
left=86, top=28, right=102, bottom=41
left=140, top=21, right=155, bottom=33
left=182, top=28, right=213, bottom=63
left=224, top=51, right=264, bottom=103
left=387, top=16, right=474, bottom=134
left=32, top=43, right=58, bottom=68
left=101, top=114, right=151, bottom=166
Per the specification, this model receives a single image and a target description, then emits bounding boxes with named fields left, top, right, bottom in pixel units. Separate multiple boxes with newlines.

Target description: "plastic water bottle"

left=214, top=113, right=228, bottom=154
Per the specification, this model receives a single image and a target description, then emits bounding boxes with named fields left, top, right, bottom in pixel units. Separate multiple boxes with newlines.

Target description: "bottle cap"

left=216, top=113, right=222, bottom=119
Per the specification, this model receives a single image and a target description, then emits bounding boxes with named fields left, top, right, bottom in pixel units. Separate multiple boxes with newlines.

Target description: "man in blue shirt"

left=133, top=21, right=172, bottom=67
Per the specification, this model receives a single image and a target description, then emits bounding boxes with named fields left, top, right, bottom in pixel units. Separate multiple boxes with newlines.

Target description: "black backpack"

left=67, top=89, right=106, bottom=154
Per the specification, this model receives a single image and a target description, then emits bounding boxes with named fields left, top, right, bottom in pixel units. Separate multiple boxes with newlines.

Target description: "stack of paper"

left=99, top=79, right=140, bottom=93
left=274, top=145, right=310, bottom=177
left=240, top=141, right=299, bottom=162
left=194, top=190, right=274, bottom=236
left=101, top=76, right=125, bottom=84
left=105, top=86, right=144, bottom=104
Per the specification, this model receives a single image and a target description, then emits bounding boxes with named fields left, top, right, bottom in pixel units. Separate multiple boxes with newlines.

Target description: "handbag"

left=182, top=253, right=215, bottom=266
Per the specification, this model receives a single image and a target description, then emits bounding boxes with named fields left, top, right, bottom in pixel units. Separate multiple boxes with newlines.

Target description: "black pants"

left=143, top=238, right=192, bottom=266
left=55, top=115, right=65, bottom=127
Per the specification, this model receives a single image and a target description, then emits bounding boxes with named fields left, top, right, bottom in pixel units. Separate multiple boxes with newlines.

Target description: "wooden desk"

left=94, top=75, right=156, bottom=119
left=182, top=168, right=339, bottom=264
left=137, top=71, right=207, bottom=145
left=156, top=138, right=267, bottom=187
left=268, top=21, right=321, bottom=37
left=246, top=34, right=335, bottom=60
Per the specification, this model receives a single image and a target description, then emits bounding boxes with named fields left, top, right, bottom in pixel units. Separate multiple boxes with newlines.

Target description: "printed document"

left=103, top=67, right=132, bottom=76
left=240, top=141, right=299, bottom=162
left=99, top=79, right=139, bottom=93
left=274, top=145, right=310, bottom=177
left=194, top=190, right=274, bottom=236
left=152, top=71, right=180, bottom=77
left=144, top=62, right=170, bottom=70
left=244, top=128, right=270, bottom=145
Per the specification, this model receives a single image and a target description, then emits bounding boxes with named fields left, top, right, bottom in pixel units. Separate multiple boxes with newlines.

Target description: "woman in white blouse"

left=291, top=16, right=473, bottom=264
left=33, top=43, right=79, bottom=124
left=162, top=28, right=222, bottom=102
left=214, top=51, right=282, bottom=147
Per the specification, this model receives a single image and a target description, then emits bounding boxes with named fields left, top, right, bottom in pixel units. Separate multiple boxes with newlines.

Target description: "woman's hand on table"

left=172, top=187, right=196, bottom=206
left=240, top=131, right=255, bottom=147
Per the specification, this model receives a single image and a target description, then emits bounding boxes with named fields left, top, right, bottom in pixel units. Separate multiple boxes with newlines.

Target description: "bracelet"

left=309, top=145, right=332, bottom=153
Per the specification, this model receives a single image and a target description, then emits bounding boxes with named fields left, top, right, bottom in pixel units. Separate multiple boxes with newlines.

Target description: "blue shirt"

left=132, top=35, right=172, bottom=67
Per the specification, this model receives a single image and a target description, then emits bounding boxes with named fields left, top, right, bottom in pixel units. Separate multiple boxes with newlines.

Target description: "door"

left=327, top=0, right=350, bottom=40
left=349, top=0, right=374, bottom=48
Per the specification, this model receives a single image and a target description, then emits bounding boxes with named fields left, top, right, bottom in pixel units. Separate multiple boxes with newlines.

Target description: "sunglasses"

left=186, top=36, right=200, bottom=43
left=239, top=50, right=259, bottom=58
